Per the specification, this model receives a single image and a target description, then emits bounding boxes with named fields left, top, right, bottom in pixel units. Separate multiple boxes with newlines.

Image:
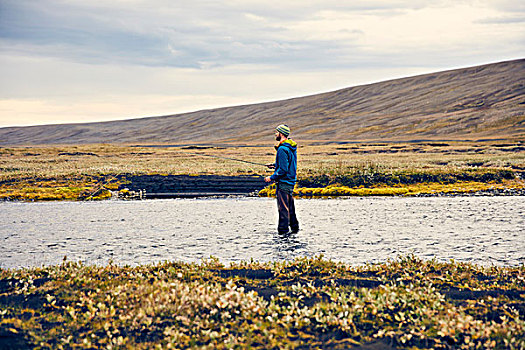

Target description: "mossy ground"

left=259, top=178, right=525, bottom=197
left=1, top=256, right=523, bottom=349
left=0, top=176, right=115, bottom=201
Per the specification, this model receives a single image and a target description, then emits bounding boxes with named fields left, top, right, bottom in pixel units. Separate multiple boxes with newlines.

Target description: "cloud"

left=2, top=0, right=523, bottom=72
left=0, top=0, right=523, bottom=127
left=0, top=1, right=360, bottom=70
left=484, top=0, right=525, bottom=13
left=476, top=16, right=525, bottom=24
left=0, top=1, right=176, bottom=66
left=4, top=0, right=522, bottom=71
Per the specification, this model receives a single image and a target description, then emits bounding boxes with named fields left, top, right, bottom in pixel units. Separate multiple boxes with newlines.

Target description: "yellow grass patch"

left=259, top=179, right=525, bottom=197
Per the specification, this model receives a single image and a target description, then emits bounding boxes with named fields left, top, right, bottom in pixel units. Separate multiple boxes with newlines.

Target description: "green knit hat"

left=276, top=124, right=290, bottom=137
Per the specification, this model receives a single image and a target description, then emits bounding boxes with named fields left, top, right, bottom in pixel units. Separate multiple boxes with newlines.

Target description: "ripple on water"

left=0, top=197, right=524, bottom=268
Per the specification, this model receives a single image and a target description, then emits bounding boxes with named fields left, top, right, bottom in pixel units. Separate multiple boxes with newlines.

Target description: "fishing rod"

left=185, top=152, right=271, bottom=167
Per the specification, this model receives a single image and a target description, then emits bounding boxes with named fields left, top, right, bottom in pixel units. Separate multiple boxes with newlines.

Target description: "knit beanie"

left=276, top=124, right=290, bottom=137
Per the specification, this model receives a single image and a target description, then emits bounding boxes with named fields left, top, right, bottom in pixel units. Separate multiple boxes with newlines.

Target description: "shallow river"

left=1, top=196, right=524, bottom=268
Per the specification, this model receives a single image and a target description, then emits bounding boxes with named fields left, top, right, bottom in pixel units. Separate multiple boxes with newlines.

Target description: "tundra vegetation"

left=0, top=141, right=524, bottom=200
left=0, top=256, right=523, bottom=349
left=1, top=142, right=524, bottom=349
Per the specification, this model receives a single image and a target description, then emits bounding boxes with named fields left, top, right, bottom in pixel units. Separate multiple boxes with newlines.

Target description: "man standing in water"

left=265, top=124, right=299, bottom=234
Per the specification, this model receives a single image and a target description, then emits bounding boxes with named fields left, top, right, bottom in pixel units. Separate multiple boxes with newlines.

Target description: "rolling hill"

left=1, top=59, right=524, bottom=145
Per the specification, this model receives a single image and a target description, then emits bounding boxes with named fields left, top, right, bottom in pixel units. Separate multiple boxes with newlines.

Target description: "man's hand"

left=265, top=176, right=272, bottom=183
left=266, top=163, right=275, bottom=169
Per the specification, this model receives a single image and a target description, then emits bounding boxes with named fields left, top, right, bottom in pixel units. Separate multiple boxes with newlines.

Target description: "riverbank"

left=260, top=171, right=525, bottom=197
left=1, top=142, right=524, bottom=200
left=1, top=172, right=524, bottom=201
left=1, top=256, right=523, bottom=349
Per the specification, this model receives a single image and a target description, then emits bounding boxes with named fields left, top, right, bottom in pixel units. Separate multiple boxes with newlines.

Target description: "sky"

left=0, top=0, right=523, bottom=127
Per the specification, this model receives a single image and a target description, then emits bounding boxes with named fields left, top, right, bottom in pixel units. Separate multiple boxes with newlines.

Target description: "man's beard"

left=276, top=135, right=281, bottom=141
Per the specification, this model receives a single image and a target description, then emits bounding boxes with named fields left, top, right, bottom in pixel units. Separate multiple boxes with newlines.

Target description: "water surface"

left=1, top=197, right=524, bottom=268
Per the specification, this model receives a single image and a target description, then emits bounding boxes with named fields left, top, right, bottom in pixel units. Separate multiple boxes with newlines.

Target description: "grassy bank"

left=1, top=141, right=524, bottom=200
left=1, top=256, right=523, bottom=349
left=259, top=170, right=525, bottom=197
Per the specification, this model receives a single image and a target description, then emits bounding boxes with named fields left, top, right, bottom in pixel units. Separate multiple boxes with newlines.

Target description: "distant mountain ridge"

left=1, top=59, right=524, bottom=145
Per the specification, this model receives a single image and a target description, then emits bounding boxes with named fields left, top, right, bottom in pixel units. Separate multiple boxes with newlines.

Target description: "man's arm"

left=265, top=149, right=284, bottom=182
left=265, top=149, right=289, bottom=182
left=264, top=162, right=277, bottom=182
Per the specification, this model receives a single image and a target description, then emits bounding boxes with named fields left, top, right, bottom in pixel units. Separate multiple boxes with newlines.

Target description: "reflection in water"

left=272, top=232, right=309, bottom=260
left=1, top=196, right=524, bottom=268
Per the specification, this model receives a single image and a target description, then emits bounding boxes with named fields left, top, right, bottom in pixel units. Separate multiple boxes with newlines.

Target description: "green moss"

left=0, top=175, right=127, bottom=201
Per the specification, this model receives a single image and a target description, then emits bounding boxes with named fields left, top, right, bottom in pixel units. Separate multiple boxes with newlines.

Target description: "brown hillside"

left=1, top=59, right=524, bottom=145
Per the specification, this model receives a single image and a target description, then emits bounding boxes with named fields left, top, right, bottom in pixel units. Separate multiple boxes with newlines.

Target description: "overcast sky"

left=0, top=0, right=523, bottom=127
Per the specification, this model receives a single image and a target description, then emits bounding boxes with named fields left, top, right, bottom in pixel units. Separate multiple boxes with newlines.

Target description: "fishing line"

left=84, top=150, right=270, bottom=200
left=83, top=150, right=143, bottom=201
left=83, top=174, right=119, bottom=201
left=184, top=152, right=270, bottom=167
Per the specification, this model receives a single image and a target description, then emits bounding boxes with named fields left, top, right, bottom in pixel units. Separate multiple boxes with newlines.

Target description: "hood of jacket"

left=275, top=138, right=297, bottom=150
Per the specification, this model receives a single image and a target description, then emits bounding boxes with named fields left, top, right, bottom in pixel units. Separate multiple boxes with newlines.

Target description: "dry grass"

left=298, top=142, right=525, bottom=177
left=1, top=141, right=524, bottom=200
left=1, top=141, right=524, bottom=179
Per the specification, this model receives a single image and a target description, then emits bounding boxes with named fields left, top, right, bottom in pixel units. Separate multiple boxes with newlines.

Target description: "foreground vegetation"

left=1, top=256, right=523, bottom=349
left=1, top=141, right=524, bottom=200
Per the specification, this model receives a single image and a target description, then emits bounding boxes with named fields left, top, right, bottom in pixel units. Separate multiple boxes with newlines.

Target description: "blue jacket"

left=270, top=139, right=297, bottom=187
